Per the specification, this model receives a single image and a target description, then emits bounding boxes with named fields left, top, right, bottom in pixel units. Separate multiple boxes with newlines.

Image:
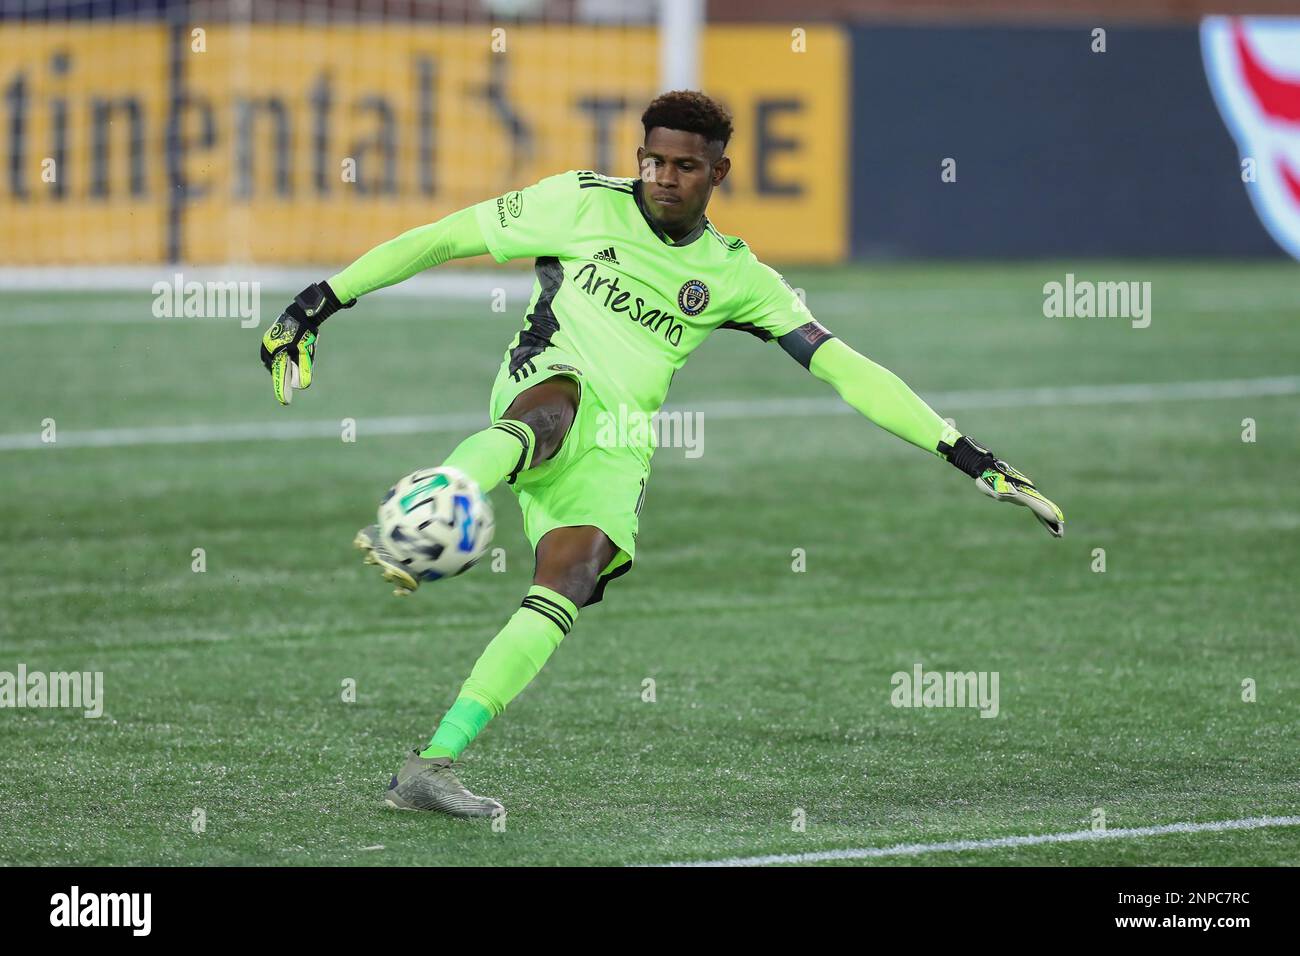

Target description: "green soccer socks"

left=420, top=585, right=578, bottom=760
left=441, top=419, right=536, bottom=493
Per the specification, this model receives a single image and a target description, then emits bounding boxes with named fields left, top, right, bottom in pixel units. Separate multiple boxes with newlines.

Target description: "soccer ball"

left=376, top=466, right=494, bottom=581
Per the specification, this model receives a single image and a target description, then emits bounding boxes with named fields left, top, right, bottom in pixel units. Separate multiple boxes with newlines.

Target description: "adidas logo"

left=592, top=246, right=619, bottom=264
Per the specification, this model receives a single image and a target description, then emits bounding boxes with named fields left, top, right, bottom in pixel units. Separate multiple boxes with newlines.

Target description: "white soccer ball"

left=376, top=466, right=494, bottom=581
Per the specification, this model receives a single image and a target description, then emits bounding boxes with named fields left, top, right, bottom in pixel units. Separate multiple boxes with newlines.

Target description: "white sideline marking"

left=808, top=289, right=1300, bottom=314
left=5, top=279, right=1296, bottom=325
left=657, top=815, right=1300, bottom=867
left=0, top=269, right=536, bottom=326
left=0, top=266, right=534, bottom=298
left=2, top=375, right=1297, bottom=452
left=0, top=302, right=484, bottom=327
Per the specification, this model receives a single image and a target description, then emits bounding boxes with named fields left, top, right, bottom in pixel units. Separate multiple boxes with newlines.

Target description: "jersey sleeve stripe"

left=578, top=181, right=634, bottom=193
left=704, top=222, right=747, bottom=250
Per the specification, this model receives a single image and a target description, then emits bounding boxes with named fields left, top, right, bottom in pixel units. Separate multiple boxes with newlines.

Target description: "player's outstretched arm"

left=804, top=336, right=1065, bottom=537
left=259, top=207, right=490, bottom=405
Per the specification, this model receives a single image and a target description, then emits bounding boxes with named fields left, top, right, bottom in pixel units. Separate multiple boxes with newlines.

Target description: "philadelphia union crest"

left=677, top=279, right=710, bottom=316
left=1203, top=17, right=1300, bottom=260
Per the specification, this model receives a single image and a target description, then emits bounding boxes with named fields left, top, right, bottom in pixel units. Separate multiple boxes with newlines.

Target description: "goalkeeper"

left=260, top=91, right=1064, bottom=818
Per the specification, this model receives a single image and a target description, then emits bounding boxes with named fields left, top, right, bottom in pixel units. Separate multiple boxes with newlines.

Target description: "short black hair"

left=641, top=90, right=734, bottom=152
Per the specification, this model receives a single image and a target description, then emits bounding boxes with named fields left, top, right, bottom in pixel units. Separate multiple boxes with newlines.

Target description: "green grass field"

left=1, top=261, right=1297, bottom=866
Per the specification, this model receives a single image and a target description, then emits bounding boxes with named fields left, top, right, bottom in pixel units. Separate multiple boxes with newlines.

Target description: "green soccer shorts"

left=488, top=347, right=649, bottom=607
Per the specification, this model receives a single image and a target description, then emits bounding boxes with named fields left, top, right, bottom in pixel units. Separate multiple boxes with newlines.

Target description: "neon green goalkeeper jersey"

left=328, top=168, right=954, bottom=468
left=471, top=170, right=812, bottom=441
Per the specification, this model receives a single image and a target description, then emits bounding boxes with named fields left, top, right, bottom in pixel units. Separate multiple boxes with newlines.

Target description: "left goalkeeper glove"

left=260, top=281, right=352, bottom=405
left=940, top=436, right=1064, bottom=538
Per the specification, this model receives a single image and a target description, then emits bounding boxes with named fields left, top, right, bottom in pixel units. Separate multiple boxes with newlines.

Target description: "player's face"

left=637, top=128, right=730, bottom=237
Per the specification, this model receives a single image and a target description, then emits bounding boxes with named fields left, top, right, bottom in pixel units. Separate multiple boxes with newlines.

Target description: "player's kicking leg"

left=353, top=376, right=578, bottom=595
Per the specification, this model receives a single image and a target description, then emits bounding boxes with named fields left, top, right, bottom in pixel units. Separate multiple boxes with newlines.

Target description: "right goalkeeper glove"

left=940, top=435, right=1065, bottom=538
left=260, top=281, right=352, bottom=405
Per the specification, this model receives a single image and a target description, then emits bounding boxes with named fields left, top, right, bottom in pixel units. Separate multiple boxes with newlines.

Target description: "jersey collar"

left=632, top=179, right=707, bottom=248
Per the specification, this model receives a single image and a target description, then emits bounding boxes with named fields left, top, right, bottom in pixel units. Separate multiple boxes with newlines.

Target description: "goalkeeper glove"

left=940, top=435, right=1064, bottom=538
left=260, top=282, right=353, bottom=405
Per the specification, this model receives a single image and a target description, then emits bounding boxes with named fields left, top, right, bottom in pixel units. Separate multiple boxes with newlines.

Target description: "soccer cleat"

left=353, top=524, right=419, bottom=596
left=974, top=460, right=1065, bottom=538
left=384, top=750, right=504, bottom=818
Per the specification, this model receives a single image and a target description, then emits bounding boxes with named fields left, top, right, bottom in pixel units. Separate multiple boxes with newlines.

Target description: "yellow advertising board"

left=0, top=24, right=846, bottom=265
left=0, top=25, right=170, bottom=264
